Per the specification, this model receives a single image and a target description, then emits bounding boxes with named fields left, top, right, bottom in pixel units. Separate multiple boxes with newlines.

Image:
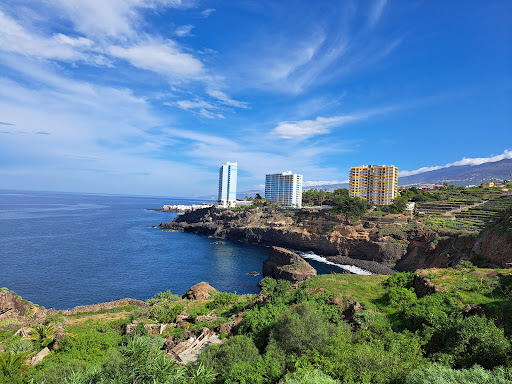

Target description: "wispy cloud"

left=368, top=0, right=388, bottom=27
left=165, top=98, right=226, bottom=119
left=201, top=8, right=215, bottom=18
left=109, top=40, right=204, bottom=77
left=52, top=0, right=195, bottom=38
left=271, top=116, right=353, bottom=139
left=0, top=121, right=14, bottom=126
left=174, top=24, right=194, bottom=37
left=207, top=90, right=249, bottom=108
left=399, top=149, right=512, bottom=177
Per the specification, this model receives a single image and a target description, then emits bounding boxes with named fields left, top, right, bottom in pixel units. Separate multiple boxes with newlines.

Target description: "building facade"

left=349, top=165, right=398, bottom=206
left=218, top=162, right=237, bottom=205
left=265, top=171, right=303, bottom=208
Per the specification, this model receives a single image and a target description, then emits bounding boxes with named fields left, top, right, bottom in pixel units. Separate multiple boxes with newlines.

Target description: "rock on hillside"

left=184, top=282, right=218, bottom=300
left=0, top=289, right=45, bottom=321
left=262, top=247, right=317, bottom=283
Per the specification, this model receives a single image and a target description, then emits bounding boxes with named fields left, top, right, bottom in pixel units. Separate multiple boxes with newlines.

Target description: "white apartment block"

left=218, top=161, right=237, bottom=206
left=265, top=171, right=303, bottom=208
left=349, top=165, right=398, bottom=206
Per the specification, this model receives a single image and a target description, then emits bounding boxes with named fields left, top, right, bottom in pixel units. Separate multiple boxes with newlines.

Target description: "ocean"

left=0, top=190, right=343, bottom=310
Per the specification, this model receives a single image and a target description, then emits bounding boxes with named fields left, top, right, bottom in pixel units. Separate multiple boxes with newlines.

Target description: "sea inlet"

left=0, top=190, right=344, bottom=310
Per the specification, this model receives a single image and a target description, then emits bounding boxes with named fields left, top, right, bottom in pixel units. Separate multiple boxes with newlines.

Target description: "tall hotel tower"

left=349, top=165, right=398, bottom=206
left=218, top=161, right=238, bottom=206
left=265, top=171, right=303, bottom=208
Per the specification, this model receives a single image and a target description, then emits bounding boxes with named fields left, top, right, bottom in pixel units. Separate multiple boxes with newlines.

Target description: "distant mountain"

left=399, top=158, right=512, bottom=186
left=303, top=182, right=349, bottom=192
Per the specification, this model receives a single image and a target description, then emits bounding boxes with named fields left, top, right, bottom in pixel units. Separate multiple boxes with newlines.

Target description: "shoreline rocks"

left=262, top=247, right=317, bottom=283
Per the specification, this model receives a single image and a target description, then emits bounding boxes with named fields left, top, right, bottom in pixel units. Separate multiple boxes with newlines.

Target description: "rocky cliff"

left=159, top=207, right=512, bottom=271
left=262, top=247, right=317, bottom=283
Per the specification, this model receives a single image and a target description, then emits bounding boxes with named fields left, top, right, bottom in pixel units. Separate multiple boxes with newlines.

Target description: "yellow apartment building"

left=349, top=165, right=398, bottom=206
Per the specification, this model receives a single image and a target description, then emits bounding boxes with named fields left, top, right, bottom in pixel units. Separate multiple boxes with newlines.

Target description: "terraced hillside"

left=416, top=187, right=512, bottom=233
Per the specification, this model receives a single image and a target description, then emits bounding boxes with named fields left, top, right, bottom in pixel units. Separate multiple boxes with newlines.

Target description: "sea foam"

left=297, top=251, right=372, bottom=275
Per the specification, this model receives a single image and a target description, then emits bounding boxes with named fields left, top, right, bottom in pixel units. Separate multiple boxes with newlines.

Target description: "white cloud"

left=399, top=149, right=512, bottom=177
left=53, top=0, right=194, bottom=38
left=171, top=99, right=217, bottom=110
left=0, top=11, right=101, bottom=64
left=272, top=116, right=353, bottom=139
left=166, top=98, right=224, bottom=119
left=201, top=8, right=215, bottom=18
left=174, top=24, right=194, bottom=37
left=368, top=0, right=388, bottom=27
left=303, top=180, right=349, bottom=187
left=109, top=40, right=204, bottom=77
left=198, top=109, right=225, bottom=119
left=207, top=89, right=249, bottom=108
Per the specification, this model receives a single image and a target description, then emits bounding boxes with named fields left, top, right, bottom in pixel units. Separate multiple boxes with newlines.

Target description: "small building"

left=480, top=181, right=496, bottom=188
left=405, top=202, right=415, bottom=217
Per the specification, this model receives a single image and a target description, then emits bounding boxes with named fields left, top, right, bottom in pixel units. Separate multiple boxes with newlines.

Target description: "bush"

left=384, top=272, right=415, bottom=290
left=208, top=292, right=238, bottom=309
left=147, top=302, right=185, bottom=323
left=401, top=293, right=459, bottom=331
left=198, top=335, right=277, bottom=384
left=279, top=369, right=340, bottom=383
left=425, top=315, right=511, bottom=369
left=387, top=287, right=417, bottom=308
left=270, top=302, right=337, bottom=357
left=405, top=365, right=512, bottom=384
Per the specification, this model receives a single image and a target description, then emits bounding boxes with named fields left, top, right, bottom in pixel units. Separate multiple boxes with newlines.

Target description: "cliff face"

left=472, top=212, right=512, bottom=268
left=160, top=207, right=512, bottom=271
left=262, top=247, right=317, bottom=283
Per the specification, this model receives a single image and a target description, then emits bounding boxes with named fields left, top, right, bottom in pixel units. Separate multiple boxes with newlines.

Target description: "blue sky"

left=0, top=0, right=511, bottom=197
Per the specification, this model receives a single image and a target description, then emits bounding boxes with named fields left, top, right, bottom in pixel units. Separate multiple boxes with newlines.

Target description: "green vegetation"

left=1, top=269, right=512, bottom=383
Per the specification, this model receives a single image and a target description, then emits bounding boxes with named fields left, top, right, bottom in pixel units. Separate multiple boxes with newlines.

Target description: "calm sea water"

left=0, top=190, right=342, bottom=310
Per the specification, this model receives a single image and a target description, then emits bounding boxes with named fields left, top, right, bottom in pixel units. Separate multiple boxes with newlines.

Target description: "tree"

left=388, top=196, right=408, bottom=214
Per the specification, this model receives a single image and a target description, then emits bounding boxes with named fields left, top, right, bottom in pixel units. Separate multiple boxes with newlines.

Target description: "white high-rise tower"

left=218, top=162, right=238, bottom=206
left=265, top=171, right=303, bottom=208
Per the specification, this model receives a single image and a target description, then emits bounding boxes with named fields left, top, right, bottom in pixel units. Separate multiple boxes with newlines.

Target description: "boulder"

left=183, top=282, right=218, bottom=300
left=262, top=247, right=317, bottom=283
left=342, top=299, right=363, bottom=323
left=414, top=274, right=442, bottom=298
left=31, top=347, right=50, bottom=366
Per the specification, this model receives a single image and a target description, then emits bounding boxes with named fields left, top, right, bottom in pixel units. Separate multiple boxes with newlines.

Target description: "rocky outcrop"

left=183, top=282, right=218, bottom=300
left=472, top=212, right=512, bottom=267
left=413, top=274, right=442, bottom=298
left=262, top=247, right=317, bottom=283
left=60, top=298, right=148, bottom=314
left=159, top=207, right=512, bottom=272
left=0, top=290, right=45, bottom=321
left=160, top=208, right=414, bottom=265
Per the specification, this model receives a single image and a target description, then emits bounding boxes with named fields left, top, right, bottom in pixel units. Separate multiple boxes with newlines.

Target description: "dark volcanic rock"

left=262, top=247, right=317, bottom=283
left=413, top=274, right=441, bottom=298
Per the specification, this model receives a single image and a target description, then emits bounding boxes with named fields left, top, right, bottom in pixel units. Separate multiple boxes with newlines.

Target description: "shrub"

left=279, top=369, right=340, bottom=384
left=405, top=365, right=512, bottom=384
left=147, top=302, right=185, bottom=323
left=425, top=315, right=511, bottom=369
left=270, top=302, right=337, bottom=357
left=208, top=292, right=238, bottom=309
left=401, top=293, right=459, bottom=331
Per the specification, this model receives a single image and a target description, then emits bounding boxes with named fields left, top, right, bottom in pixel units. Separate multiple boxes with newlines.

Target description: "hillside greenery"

left=1, top=268, right=512, bottom=383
